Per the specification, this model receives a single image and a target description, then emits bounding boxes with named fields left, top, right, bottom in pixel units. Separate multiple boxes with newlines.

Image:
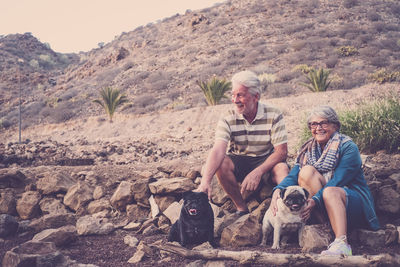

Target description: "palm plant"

left=300, top=68, right=331, bottom=92
left=93, top=87, right=128, bottom=122
left=196, top=76, right=232, bottom=106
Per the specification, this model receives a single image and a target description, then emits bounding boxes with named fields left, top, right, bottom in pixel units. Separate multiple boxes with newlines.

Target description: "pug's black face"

left=183, top=191, right=209, bottom=216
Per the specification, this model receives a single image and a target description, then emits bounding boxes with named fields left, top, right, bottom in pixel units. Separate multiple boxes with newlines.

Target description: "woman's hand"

left=301, top=198, right=316, bottom=222
left=270, top=189, right=281, bottom=216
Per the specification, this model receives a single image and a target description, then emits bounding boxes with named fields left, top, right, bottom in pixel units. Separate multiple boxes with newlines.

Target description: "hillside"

left=0, top=0, right=399, bottom=131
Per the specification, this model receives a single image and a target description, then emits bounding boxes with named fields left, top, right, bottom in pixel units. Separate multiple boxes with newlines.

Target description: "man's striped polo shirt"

left=215, top=102, right=287, bottom=157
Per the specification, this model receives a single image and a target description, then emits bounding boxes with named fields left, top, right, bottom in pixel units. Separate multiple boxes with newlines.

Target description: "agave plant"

left=196, top=76, right=232, bottom=106
left=300, top=68, right=331, bottom=92
left=93, top=87, right=128, bottom=122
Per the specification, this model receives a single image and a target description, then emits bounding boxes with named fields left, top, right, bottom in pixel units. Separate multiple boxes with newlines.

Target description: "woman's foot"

left=321, top=238, right=352, bottom=256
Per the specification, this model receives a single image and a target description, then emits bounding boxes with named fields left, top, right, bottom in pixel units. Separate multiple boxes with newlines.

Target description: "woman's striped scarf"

left=296, top=132, right=351, bottom=181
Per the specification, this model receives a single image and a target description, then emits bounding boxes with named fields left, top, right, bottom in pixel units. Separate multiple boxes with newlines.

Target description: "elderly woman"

left=271, top=105, right=379, bottom=256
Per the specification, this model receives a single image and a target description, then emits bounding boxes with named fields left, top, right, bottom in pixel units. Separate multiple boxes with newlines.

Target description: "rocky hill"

left=1, top=0, right=400, bottom=130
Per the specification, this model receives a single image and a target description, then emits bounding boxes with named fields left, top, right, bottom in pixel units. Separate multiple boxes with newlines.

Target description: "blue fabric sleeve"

left=273, top=164, right=300, bottom=191
left=312, top=141, right=362, bottom=207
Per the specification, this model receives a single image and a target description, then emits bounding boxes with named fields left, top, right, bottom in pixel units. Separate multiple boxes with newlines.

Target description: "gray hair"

left=231, top=70, right=261, bottom=97
left=307, top=105, right=341, bottom=129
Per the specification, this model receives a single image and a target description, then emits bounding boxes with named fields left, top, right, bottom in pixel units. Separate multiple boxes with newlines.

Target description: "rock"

left=148, top=177, right=196, bottom=195
left=16, top=190, right=41, bottom=220
left=384, top=224, right=399, bottom=245
left=252, top=198, right=271, bottom=223
left=0, top=189, right=17, bottom=215
left=149, top=195, right=160, bottom=218
left=132, top=179, right=151, bottom=206
left=210, top=177, right=229, bottom=205
left=389, top=172, right=400, bottom=191
left=163, top=201, right=182, bottom=224
left=0, top=169, right=26, bottom=189
left=76, top=215, right=114, bottom=236
left=356, top=229, right=386, bottom=247
left=142, top=224, right=160, bottom=236
left=93, top=186, right=105, bottom=200
left=2, top=241, right=67, bottom=267
left=126, top=204, right=150, bottom=222
left=397, top=226, right=400, bottom=244
left=300, top=224, right=333, bottom=252
left=36, top=171, right=75, bottom=195
left=87, top=198, right=112, bottom=214
left=124, top=235, right=139, bottom=247
left=377, top=187, right=400, bottom=215
left=32, top=225, right=77, bottom=247
left=128, top=241, right=153, bottom=264
left=154, top=195, right=176, bottom=212
left=29, top=213, right=77, bottom=233
left=63, top=181, right=93, bottom=212
left=220, top=214, right=261, bottom=247
left=110, top=181, right=133, bottom=211
left=0, top=214, right=18, bottom=237
left=39, top=197, right=68, bottom=215
left=123, top=222, right=141, bottom=231
left=210, top=202, right=223, bottom=218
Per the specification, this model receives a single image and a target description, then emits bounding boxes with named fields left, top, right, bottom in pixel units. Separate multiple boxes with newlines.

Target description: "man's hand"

left=301, top=198, right=315, bottom=222
left=240, top=168, right=262, bottom=196
left=195, top=181, right=212, bottom=200
left=270, top=189, right=281, bottom=216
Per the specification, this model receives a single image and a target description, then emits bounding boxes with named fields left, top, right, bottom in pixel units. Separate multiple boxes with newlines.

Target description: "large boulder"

left=0, top=214, right=19, bottom=237
left=76, top=215, right=114, bottom=236
left=110, top=181, right=133, bottom=211
left=2, top=241, right=67, bottom=267
left=39, top=197, right=68, bottom=215
left=299, top=224, right=333, bottom=252
left=220, top=214, right=261, bottom=247
left=132, top=179, right=151, bottom=206
left=376, top=187, right=400, bottom=215
left=32, top=225, right=77, bottom=247
left=87, top=198, right=112, bottom=214
left=63, top=181, right=93, bottom=212
left=0, top=169, right=26, bottom=189
left=16, top=191, right=42, bottom=220
left=29, top=213, right=77, bottom=234
left=36, top=171, right=76, bottom=195
left=0, top=189, right=17, bottom=215
left=148, top=177, right=196, bottom=195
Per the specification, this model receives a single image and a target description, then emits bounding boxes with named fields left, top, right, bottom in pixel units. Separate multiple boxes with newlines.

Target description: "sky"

left=1, top=0, right=222, bottom=53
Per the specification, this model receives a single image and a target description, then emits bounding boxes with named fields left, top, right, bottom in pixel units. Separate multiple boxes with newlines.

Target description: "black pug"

left=168, top=191, right=215, bottom=247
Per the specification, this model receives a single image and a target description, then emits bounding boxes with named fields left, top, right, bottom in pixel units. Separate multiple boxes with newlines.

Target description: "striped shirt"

left=215, top=102, right=287, bottom=157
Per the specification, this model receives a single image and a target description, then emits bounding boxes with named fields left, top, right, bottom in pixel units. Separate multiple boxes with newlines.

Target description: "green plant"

left=196, top=76, right=232, bottom=106
left=93, top=87, right=128, bottom=122
left=293, top=64, right=314, bottom=74
left=368, top=69, right=400, bottom=84
left=337, top=46, right=358, bottom=57
left=299, top=68, right=331, bottom=92
left=299, top=96, right=400, bottom=153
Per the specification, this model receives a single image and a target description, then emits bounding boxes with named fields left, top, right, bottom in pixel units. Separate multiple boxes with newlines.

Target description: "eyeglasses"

left=308, top=120, right=330, bottom=129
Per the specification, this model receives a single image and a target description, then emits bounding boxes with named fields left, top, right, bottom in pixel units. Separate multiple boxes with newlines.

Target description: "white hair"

left=231, top=70, right=261, bottom=97
left=307, top=105, right=341, bottom=129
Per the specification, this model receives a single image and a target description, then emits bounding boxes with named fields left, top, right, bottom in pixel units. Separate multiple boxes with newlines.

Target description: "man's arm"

left=240, top=143, right=288, bottom=193
left=196, top=140, right=228, bottom=199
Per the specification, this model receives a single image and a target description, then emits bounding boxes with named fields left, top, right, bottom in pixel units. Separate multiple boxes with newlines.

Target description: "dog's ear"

left=280, top=189, right=286, bottom=199
left=303, top=188, right=310, bottom=199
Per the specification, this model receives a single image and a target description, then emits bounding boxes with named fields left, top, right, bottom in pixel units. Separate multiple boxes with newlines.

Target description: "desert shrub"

left=196, top=76, right=231, bottom=106
left=368, top=69, right=400, bottom=84
left=343, top=0, right=358, bottom=9
left=326, top=56, right=339, bottom=68
left=298, top=95, right=400, bottom=153
left=369, top=55, right=390, bottom=68
left=337, top=46, right=358, bottom=57
left=51, top=105, right=75, bottom=123
left=213, top=17, right=230, bottom=27
left=292, top=64, right=314, bottom=74
left=292, top=40, right=307, bottom=51
left=299, top=68, right=331, bottom=92
left=134, top=94, right=157, bottom=108
left=258, top=73, right=277, bottom=92
left=0, top=118, right=12, bottom=129
left=264, top=83, right=293, bottom=99
left=379, top=38, right=400, bottom=52
left=366, top=10, right=380, bottom=21
left=329, top=73, right=345, bottom=89
left=372, top=22, right=386, bottom=33
left=29, top=59, right=39, bottom=69
left=277, top=70, right=298, bottom=82
left=340, top=96, right=400, bottom=153
left=93, top=87, right=128, bottom=122
left=329, top=38, right=340, bottom=47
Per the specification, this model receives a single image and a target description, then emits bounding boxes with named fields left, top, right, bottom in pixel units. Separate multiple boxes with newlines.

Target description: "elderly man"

left=197, top=70, right=289, bottom=215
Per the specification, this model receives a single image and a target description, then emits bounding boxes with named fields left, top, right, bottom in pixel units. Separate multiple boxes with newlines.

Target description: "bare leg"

left=298, top=165, right=327, bottom=223
left=270, top=162, right=290, bottom=185
left=323, top=187, right=348, bottom=240
left=216, top=156, right=248, bottom=212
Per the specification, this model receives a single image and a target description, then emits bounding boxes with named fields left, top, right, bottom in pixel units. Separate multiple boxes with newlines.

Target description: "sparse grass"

left=299, top=67, right=331, bottom=92
left=93, top=87, right=128, bottom=122
left=368, top=69, right=400, bottom=84
left=299, top=95, right=400, bottom=153
left=196, top=76, right=231, bottom=106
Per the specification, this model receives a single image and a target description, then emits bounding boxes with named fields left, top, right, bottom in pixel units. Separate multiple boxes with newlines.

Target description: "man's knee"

left=216, top=156, right=234, bottom=180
